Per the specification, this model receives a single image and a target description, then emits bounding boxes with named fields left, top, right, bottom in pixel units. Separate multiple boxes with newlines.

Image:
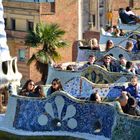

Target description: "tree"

left=25, top=23, right=67, bottom=83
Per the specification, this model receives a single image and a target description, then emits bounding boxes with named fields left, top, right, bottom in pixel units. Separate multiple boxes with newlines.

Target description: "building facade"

left=3, top=0, right=140, bottom=83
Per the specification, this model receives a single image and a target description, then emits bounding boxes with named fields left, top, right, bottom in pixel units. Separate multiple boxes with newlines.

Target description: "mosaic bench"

left=77, top=46, right=140, bottom=62
left=46, top=64, right=138, bottom=86
left=99, top=35, right=136, bottom=51
left=1, top=92, right=140, bottom=140
left=63, top=77, right=126, bottom=100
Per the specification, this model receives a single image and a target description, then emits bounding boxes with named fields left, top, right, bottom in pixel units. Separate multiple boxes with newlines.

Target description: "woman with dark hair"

left=47, top=78, right=63, bottom=96
left=19, top=79, right=45, bottom=98
left=19, top=79, right=35, bottom=96
left=90, top=92, right=101, bottom=103
left=105, top=40, right=114, bottom=51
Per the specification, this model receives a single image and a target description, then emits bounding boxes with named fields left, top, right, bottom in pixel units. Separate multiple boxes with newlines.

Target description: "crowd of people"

left=19, top=73, right=140, bottom=117
left=17, top=6, right=140, bottom=117
left=89, top=76, right=140, bottom=116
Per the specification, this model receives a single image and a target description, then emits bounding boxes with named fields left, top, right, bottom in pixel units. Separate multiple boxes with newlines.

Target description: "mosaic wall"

left=99, top=35, right=133, bottom=51
left=13, top=93, right=116, bottom=138
left=63, top=77, right=125, bottom=100
left=46, top=65, right=81, bottom=85
left=77, top=48, right=103, bottom=61
left=81, top=66, right=133, bottom=84
left=118, top=23, right=140, bottom=31
left=77, top=45, right=140, bottom=62
left=112, top=113, right=140, bottom=140
left=46, top=64, right=135, bottom=86
left=46, top=58, right=140, bottom=85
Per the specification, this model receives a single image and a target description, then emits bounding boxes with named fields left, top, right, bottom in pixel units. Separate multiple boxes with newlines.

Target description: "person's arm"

left=19, top=89, right=28, bottom=96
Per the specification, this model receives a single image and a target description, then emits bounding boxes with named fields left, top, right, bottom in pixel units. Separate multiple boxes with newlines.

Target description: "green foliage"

left=25, top=23, right=67, bottom=64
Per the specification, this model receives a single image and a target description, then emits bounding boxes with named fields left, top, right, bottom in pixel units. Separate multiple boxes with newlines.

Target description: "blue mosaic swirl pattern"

left=13, top=93, right=115, bottom=138
left=64, top=77, right=125, bottom=100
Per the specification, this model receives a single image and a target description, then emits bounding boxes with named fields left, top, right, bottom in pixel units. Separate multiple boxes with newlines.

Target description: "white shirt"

left=104, top=32, right=113, bottom=36
left=125, top=10, right=135, bottom=16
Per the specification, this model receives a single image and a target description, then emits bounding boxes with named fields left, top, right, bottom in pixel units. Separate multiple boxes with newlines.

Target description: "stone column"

left=78, top=0, right=83, bottom=40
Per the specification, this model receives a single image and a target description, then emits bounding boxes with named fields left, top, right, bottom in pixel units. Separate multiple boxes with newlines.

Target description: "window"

left=11, top=19, right=16, bottom=30
left=27, top=21, right=34, bottom=31
left=18, top=49, right=26, bottom=62
left=92, top=14, right=95, bottom=26
left=51, top=2, right=55, bottom=12
left=4, top=18, right=7, bottom=29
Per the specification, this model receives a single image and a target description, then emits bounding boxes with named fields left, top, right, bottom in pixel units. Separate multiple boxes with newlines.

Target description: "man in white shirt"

left=125, top=6, right=135, bottom=16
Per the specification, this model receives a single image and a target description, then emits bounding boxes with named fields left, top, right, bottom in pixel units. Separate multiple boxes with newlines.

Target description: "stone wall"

left=40, top=0, right=78, bottom=62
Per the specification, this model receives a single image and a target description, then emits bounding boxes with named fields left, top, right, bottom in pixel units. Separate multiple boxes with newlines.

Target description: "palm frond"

left=50, top=50, right=61, bottom=61
left=54, top=40, right=68, bottom=48
left=26, top=23, right=67, bottom=65
left=25, top=25, right=42, bottom=48
left=35, top=50, right=50, bottom=64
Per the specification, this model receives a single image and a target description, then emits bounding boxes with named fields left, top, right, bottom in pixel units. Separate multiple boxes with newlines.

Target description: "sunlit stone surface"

left=0, top=2, right=10, bottom=61
left=0, top=1, right=22, bottom=87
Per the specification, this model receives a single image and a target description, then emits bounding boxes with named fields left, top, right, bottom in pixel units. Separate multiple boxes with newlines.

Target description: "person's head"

left=103, top=54, right=112, bottom=64
left=114, top=28, right=120, bottom=36
left=113, top=25, right=117, bottom=30
left=128, top=96, right=137, bottom=107
left=90, top=92, right=101, bottom=103
left=119, top=54, right=124, bottom=59
left=126, top=6, right=132, bottom=12
left=119, top=8, right=124, bottom=14
left=105, top=40, right=114, bottom=51
left=66, top=65, right=74, bottom=71
left=126, top=61, right=133, bottom=70
left=22, top=79, right=35, bottom=92
left=89, top=38, right=98, bottom=48
left=120, top=29, right=125, bottom=36
left=125, top=41, right=133, bottom=52
left=51, top=78, right=63, bottom=91
left=131, top=76, right=138, bottom=86
left=113, top=25, right=118, bottom=32
left=120, top=57, right=127, bottom=65
left=105, top=25, right=113, bottom=33
left=88, top=55, right=96, bottom=64
left=118, top=91, right=129, bottom=107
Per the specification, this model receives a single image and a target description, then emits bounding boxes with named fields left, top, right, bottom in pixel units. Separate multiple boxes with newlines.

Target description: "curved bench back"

left=3, top=91, right=140, bottom=139
left=99, top=35, right=136, bottom=51
left=64, top=76, right=126, bottom=100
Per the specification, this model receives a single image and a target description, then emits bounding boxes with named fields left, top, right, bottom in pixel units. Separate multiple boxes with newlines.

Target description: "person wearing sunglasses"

left=47, top=78, right=63, bottom=96
left=101, top=54, right=117, bottom=72
left=19, top=79, right=35, bottom=96
left=19, top=79, right=45, bottom=98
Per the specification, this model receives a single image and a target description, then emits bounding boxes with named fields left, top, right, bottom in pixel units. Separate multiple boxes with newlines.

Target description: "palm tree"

left=25, top=23, right=67, bottom=83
